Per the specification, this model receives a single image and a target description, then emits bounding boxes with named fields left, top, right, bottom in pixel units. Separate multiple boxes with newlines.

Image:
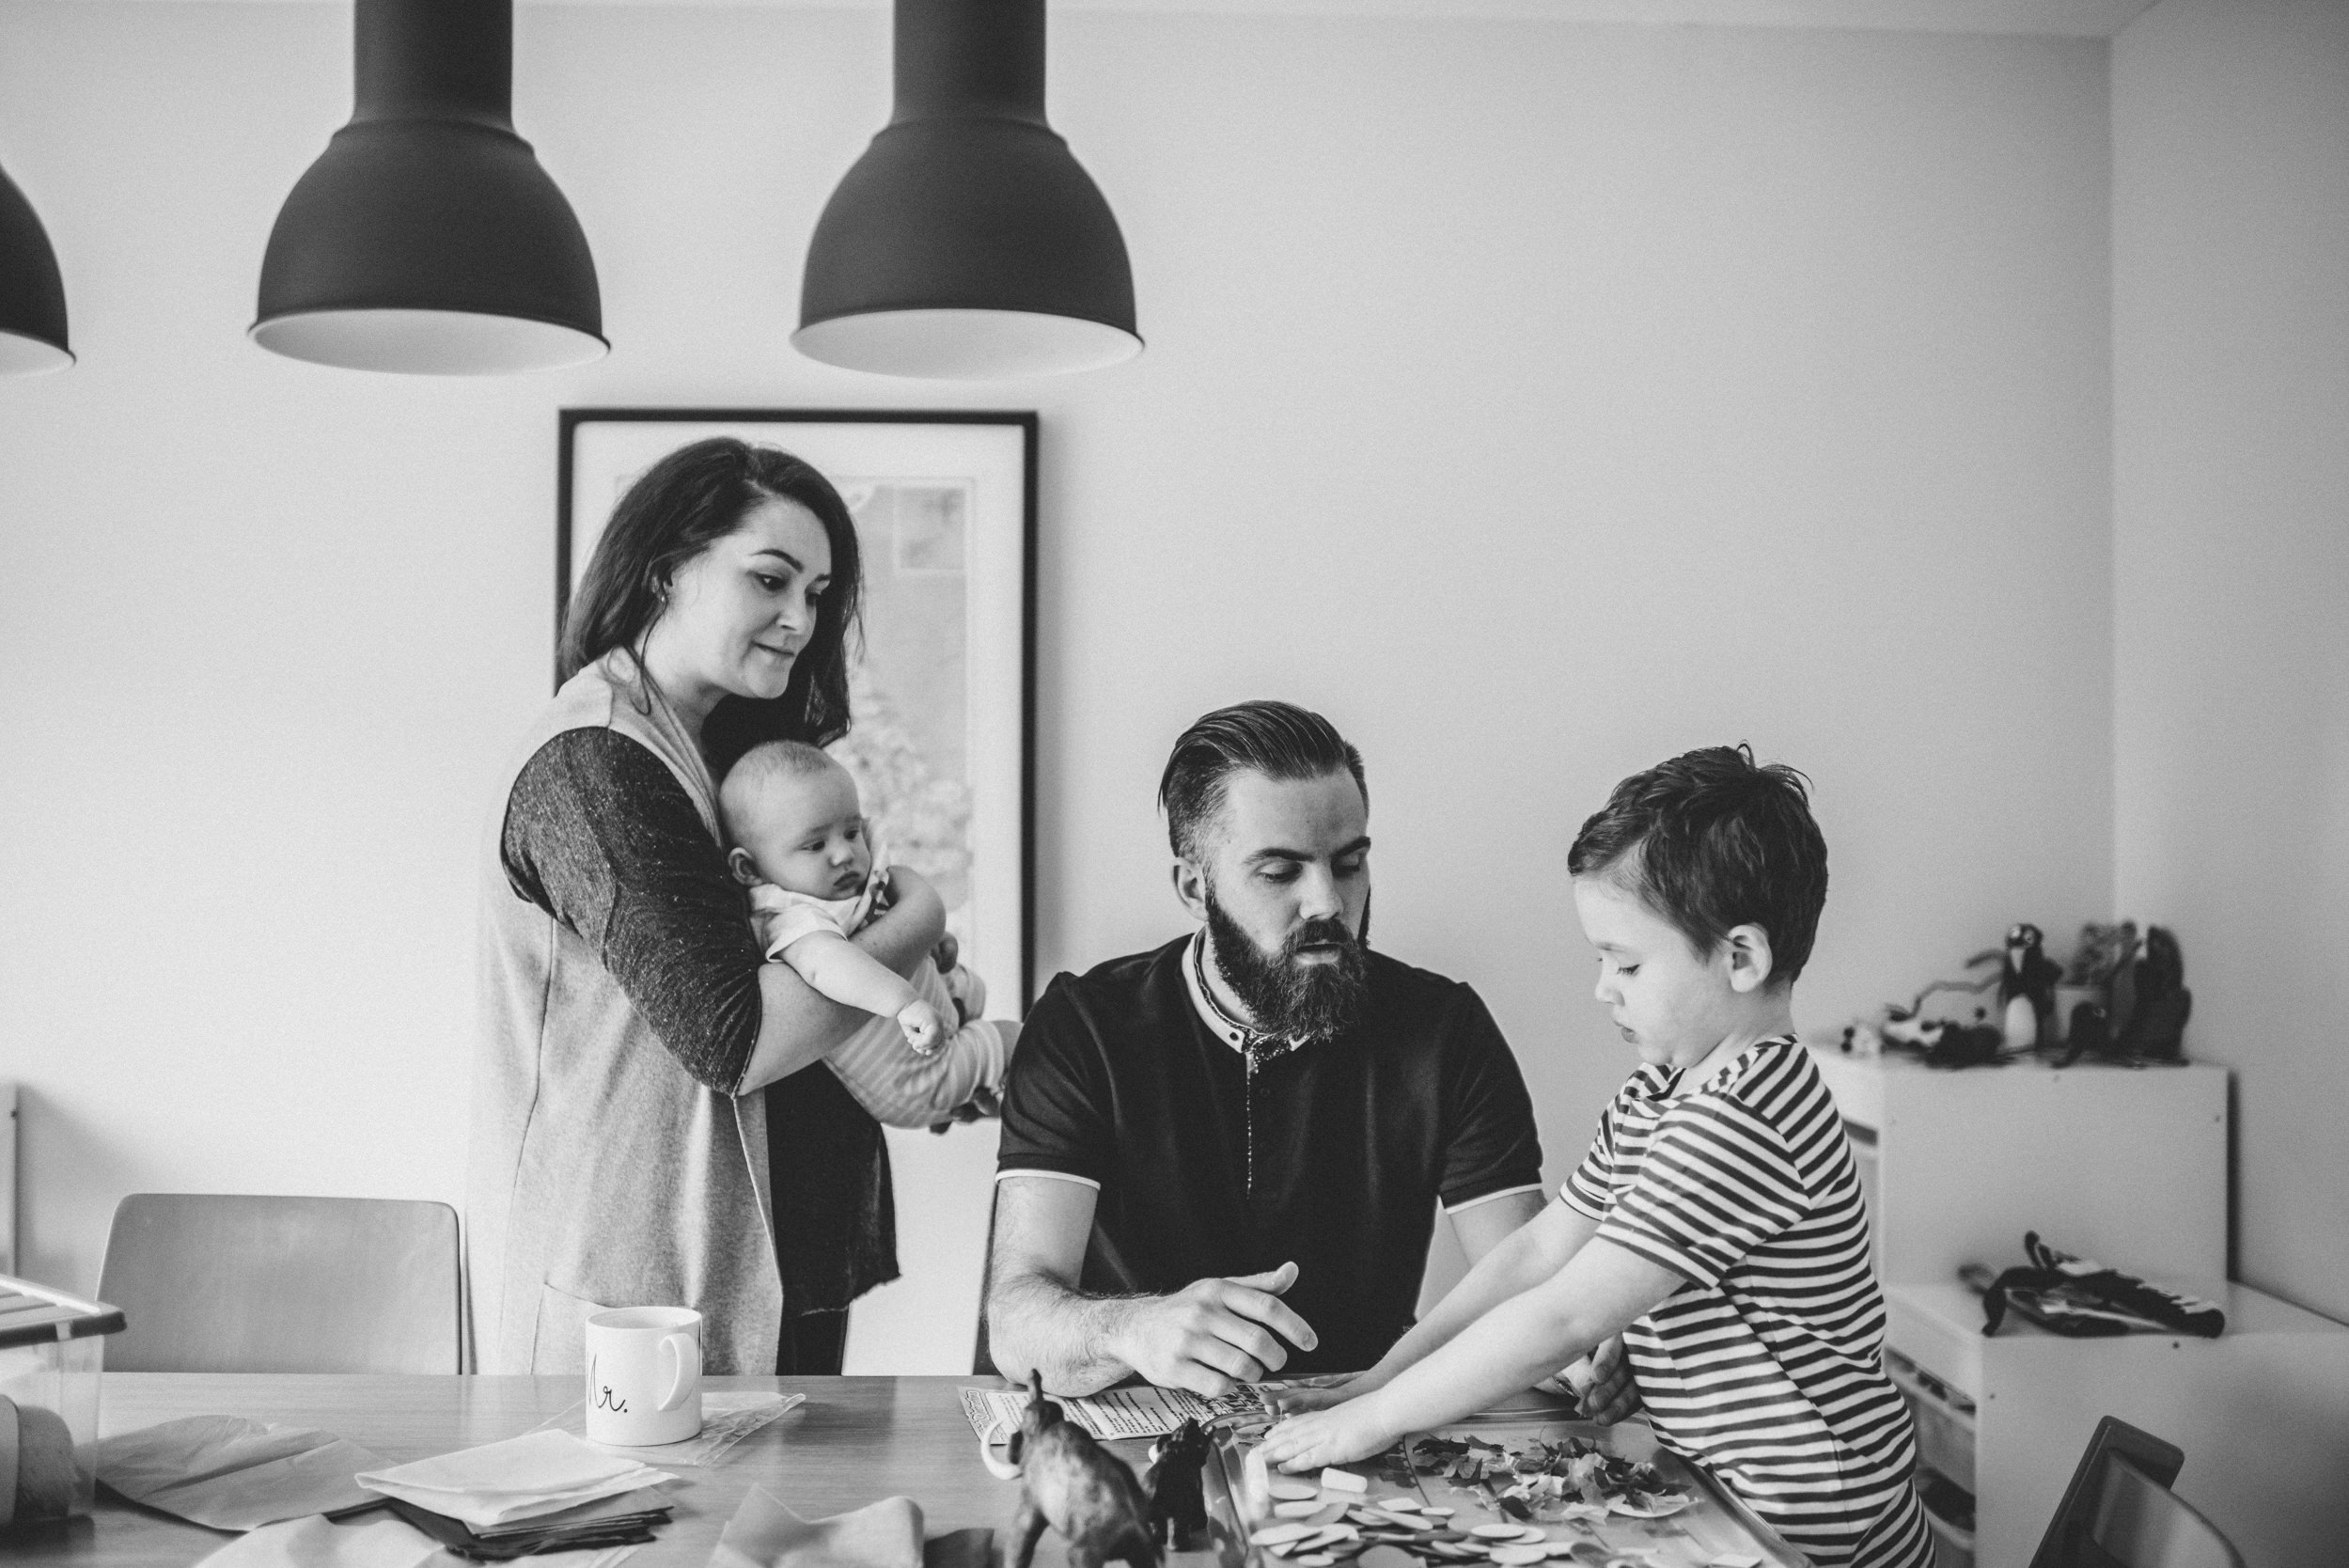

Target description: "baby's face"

left=731, top=763, right=873, bottom=899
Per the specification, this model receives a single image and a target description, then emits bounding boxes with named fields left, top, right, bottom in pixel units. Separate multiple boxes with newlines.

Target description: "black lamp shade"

left=0, top=162, right=72, bottom=377
left=795, top=0, right=1140, bottom=379
left=253, top=0, right=604, bottom=375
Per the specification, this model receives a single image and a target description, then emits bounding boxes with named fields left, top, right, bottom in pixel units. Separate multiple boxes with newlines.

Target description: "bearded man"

left=988, top=702, right=1639, bottom=1412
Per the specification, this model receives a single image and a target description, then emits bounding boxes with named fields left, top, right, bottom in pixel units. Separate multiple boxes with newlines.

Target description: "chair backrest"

left=98, top=1194, right=461, bottom=1373
left=2031, top=1416, right=2245, bottom=1568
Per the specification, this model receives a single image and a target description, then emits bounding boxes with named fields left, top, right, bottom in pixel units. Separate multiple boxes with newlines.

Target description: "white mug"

left=584, top=1306, right=703, bottom=1446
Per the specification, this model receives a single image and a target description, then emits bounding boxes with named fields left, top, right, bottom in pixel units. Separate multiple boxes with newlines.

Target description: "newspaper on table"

left=959, top=1383, right=1273, bottom=1444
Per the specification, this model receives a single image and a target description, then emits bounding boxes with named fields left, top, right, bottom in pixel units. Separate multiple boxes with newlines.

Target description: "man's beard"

left=1204, top=889, right=1371, bottom=1044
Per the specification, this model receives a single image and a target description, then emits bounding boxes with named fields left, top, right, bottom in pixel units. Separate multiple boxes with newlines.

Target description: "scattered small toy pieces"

left=1322, top=1467, right=1370, bottom=1494
left=1401, top=1435, right=1694, bottom=1525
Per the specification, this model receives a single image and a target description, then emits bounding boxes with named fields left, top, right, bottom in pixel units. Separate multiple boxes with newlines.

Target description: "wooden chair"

left=98, top=1194, right=462, bottom=1373
left=2028, top=1416, right=2245, bottom=1568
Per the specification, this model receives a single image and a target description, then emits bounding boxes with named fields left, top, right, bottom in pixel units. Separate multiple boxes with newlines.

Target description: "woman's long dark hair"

left=561, top=438, right=864, bottom=764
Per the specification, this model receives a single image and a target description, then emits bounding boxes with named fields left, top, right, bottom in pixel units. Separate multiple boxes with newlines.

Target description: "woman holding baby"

left=465, top=438, right=943, bottom=1376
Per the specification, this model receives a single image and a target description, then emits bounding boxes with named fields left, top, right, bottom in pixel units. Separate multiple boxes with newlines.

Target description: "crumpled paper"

left=96, top=1415, right=385, bottom=1530
left=356, top=1430, right=673, bottom=1529
left=709, top=1489, right=992, bottom=1568
left=189, top=1513, right=637, bottom=1568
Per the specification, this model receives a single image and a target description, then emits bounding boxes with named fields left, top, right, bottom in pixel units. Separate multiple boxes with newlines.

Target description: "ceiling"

left=58, top=0, right=2165, bottom=40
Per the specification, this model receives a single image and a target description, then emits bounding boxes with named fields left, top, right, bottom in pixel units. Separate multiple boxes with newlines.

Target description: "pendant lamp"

left=0, top=162, right=72, bottom=376
left=795, top=0, right=1140, bottom=380
left=253, top=0, right=604, bottom=375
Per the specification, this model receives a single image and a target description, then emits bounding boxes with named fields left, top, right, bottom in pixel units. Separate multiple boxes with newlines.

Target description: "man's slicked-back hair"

left=1159, top=701, right=1367, bottom=861
left=1567, top=744, right=1828, bottom=987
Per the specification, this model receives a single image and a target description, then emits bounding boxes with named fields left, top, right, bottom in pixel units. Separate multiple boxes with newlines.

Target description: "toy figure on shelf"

left=2119, top=926, right=2192, bottom=1060
left=997, top=1373, right=1159, bottom=1568
left=2056, top=922, right=2189, bottom=1065
left=1970, top=923, right=2063, bottom=1050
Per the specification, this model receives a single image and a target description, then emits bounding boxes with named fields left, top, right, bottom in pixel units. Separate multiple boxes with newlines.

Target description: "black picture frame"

left=557, top=407, right=1038, bottom=1009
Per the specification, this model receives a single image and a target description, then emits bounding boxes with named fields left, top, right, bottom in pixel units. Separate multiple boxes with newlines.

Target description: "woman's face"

left=657, top=497, right=834, bottom=710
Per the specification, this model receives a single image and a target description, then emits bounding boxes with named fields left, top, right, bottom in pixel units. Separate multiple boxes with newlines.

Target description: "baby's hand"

left=898, top=997, right=945, bottom=1056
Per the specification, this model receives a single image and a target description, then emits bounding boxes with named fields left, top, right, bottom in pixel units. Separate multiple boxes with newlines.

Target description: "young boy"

left=1261, top=746, right=1931, bottom=1568
left=719, top=739, right=1015, bottom=1129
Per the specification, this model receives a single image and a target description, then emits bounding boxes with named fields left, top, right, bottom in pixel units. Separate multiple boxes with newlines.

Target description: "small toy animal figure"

left=2116, top=925, right=2192, bottom=1059
left=1000, top=1372, right=1161, bottom=1568
left=1145, top=1418, right=1213, bottom=1551
left=2000, top=923, right=2063, bottom=1046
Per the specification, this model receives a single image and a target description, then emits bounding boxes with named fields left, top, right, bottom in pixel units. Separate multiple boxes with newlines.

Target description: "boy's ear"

left=1723, top=923, right=1777, bottom=994
left=725, top=846, right=763, bottom=887
left=1170, top=858, right=1211, bottom=923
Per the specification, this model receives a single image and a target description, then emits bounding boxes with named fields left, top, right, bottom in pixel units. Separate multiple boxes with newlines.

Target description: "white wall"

left=2113, top=0, right=2349, bottom=1323
left=0, top=3, right=2115, bottom=1364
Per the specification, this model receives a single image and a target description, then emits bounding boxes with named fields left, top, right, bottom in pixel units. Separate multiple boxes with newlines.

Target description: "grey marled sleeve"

left=501, top=728, right=763, bottom=1091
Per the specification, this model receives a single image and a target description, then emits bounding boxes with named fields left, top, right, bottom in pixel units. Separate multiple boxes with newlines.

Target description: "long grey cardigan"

left=467, top=656, right=783, bottom=1375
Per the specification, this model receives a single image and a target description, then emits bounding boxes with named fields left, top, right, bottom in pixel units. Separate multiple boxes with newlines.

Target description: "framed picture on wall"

left=558, top=408, right=1036, bottom=1010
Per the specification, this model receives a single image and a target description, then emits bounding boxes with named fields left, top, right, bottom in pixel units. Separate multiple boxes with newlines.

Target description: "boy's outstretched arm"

left=780, top=929, right=920, bottom=1019
left=1258, top=1236, right=1683, bottom=1472
left=1276, top=1200, right=1597, bottom=1414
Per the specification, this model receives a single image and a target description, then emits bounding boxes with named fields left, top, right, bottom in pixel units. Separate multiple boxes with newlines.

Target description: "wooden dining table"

left=13, top=1373, right=1047, bottom=1568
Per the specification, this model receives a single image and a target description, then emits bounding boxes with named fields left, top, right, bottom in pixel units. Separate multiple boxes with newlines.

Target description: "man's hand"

left=1259, top=1394, right=1404, bottom=1473
left=1572, top=1335, right=1640, bottom=1423
left=1112, top=1262, right=1318, bottom=1397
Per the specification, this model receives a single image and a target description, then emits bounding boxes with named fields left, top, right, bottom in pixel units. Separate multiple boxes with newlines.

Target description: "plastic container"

left=0, top=1274, right=125, bottom=1529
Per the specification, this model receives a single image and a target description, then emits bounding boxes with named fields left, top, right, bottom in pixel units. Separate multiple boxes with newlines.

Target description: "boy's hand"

left=1573, top=1335, right=1641, bottom=1423
left=898, top=997, right=946, bottom=1055
left=1265, top=1383, right=1351, bottom=1416
left=932, top=932, right=960, bottom=974
left=1259, top=1395, right=1402, bottom=1473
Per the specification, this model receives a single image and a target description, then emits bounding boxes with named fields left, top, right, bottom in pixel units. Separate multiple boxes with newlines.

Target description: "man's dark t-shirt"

left=996, top=936, right=1545, bottom=1377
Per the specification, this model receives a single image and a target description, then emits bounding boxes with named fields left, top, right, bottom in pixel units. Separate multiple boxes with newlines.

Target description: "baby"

left=718, top=739, right=1014, bottom=1129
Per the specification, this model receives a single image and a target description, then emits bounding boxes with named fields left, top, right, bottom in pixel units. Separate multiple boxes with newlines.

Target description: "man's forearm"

left=989, top=1269, right=1146, bottom=1395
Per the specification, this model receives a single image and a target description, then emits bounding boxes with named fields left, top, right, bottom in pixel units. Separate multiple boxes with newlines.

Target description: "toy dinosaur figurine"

left=1144, top=1418, right=1213, bottom=1551
left=998, top=1372, right=1161, bottom=1568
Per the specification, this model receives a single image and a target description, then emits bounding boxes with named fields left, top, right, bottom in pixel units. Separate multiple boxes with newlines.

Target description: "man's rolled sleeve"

left=994, top=978, right=1115, bottom=1186
left=1434, top=986, right=1545, bottom=1210
left=1592, top=1098, right=1805, bottom=1288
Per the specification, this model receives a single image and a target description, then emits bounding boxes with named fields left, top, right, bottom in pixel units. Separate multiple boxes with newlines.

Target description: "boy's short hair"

left=1158, top=700, right=1367, bottom=861
left=717, top=739, right=843, bottom=837
left=1567, top=744, right=1827, bottom=987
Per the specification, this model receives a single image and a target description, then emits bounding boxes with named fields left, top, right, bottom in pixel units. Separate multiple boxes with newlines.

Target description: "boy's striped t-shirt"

left=1562, top=1037, right=1931, bottom=1568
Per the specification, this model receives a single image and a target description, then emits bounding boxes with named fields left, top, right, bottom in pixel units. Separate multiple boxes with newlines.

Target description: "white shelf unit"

left=1888, top=1281, right=2349, bottom=1568
left=1806, top=1048, right=2239, bottom=1566
left=1808, top=1050, right=2228, bottom=1287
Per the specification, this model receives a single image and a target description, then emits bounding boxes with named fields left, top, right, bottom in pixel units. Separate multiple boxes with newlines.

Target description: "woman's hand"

left=1258, top=1395, right=1404, bottom=1473
left=870, top=867, right=946, bottom=955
